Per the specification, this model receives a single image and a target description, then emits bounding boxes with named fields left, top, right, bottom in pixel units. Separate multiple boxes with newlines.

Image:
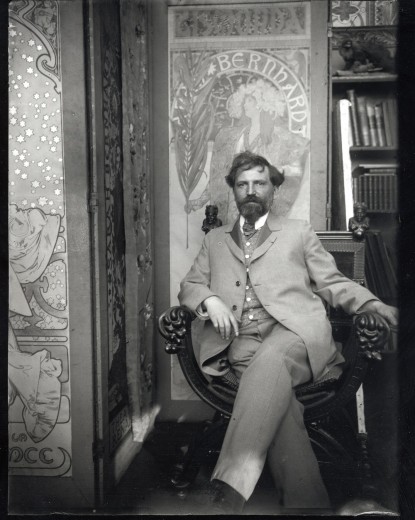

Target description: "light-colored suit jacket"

left=178, top=214, right=379, bottom=380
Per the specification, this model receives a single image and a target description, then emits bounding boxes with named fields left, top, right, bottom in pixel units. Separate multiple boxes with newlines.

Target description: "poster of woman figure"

left=186, top=77, right=309, bottom=223
left=9, top=204, right=63, bottom=443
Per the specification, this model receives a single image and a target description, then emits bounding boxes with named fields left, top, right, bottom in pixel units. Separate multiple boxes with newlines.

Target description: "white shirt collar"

left=239, top=212, right=269, bottom=232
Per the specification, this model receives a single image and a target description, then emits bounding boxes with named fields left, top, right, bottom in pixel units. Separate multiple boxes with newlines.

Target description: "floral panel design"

left=8, top=0, right=72, bottom=477
left=172, top=3, right=308, bottom=39
left=101, top=8, right=131, bottom=453
left=120, top=0, right=156, bottom=443
left=331, top=1, right=399, bottom=27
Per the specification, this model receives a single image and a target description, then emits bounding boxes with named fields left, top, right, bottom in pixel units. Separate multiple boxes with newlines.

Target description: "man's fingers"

left=212, top=314, right=238, bottom=340
left=223, top=319, right=231, bottom=340
left=229, top=314, right=239, bottom=337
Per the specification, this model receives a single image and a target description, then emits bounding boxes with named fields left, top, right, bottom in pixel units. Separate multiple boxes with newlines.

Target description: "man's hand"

left=359, top=300, right=399, bottom=329
left=203, top=296, right=239, bottom=340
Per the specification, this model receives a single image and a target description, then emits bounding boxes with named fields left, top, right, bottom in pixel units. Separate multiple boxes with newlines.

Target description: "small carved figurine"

left=339, top=38, right=395, bottom=74
left=202, top=205, right=222, bottom=234
left=349, top=202, right=370, bottom=240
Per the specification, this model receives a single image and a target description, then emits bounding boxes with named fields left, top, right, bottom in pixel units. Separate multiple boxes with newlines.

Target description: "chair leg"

left=335, top=384, right=398, bottom=516
left=170, top=412, right=229, bottom=490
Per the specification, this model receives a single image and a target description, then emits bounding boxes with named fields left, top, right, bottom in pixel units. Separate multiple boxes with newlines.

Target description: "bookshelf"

left=329, top=24, right=398, bottom=309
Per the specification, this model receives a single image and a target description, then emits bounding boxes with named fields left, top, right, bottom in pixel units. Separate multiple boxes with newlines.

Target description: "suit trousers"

left=211, top=318, right=331, bottom=509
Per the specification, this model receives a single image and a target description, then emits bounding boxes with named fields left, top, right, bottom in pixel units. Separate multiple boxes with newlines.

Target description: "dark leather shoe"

left=209, top=479, right=245, bottom=515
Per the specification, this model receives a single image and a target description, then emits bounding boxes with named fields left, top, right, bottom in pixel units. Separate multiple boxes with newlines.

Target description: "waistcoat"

left=240, top=225, right=273, bottom=327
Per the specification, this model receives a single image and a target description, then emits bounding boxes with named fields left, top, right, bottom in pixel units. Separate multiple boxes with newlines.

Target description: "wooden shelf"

left=332, top=74, right=397, bottom=84
left=350, top=146, right=398, bottom=153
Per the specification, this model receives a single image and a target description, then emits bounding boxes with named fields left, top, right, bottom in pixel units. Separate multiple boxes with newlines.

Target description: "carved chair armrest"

left=301, top=311, right=390, bottom=420
left=158, top=306, right=196, bottom=354
left=353, top=311, right=390, bottom=361
left=158, top=305, right=234, bottom=415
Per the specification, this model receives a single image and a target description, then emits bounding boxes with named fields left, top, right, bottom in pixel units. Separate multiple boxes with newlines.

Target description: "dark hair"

left=225, top=151, right=284, bottom=188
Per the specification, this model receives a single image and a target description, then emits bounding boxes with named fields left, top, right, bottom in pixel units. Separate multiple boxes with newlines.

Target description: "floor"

left=103, top=421, right=399, bottom=516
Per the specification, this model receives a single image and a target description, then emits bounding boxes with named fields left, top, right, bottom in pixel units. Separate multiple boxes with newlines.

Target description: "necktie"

left=242, top=220, right=256, bottom=238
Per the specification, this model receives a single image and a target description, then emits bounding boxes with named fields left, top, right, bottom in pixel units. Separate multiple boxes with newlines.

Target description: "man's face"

left=233, top=165, right=275, bottom=222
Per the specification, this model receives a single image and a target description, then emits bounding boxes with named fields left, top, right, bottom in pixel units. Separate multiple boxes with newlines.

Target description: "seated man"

left=178, top=151, right=398, bottom=514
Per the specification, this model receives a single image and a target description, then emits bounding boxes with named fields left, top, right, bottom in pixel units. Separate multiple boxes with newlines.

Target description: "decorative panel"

left=100, top=4, right=131, bottom=453
left=119, top=0, right=158, bottom=443
left=168, top=2, right=312, bottom=399
left=8, top=0, right=72, bottom=477
left=331, top=1, right=399, bottom=27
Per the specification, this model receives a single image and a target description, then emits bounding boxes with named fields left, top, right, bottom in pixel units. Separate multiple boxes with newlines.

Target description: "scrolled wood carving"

left=354, top=312, right=389, bottom=361
left=158, top=306, right=195, bottom=354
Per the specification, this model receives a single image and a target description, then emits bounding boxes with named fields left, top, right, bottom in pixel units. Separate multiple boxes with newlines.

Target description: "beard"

left=236, top=195, right=272, bottom=223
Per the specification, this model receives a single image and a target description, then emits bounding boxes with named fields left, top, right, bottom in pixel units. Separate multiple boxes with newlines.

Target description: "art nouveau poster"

left=8, top=1, right=72, bottom=476
left=168, top=2, right=312, bottom=399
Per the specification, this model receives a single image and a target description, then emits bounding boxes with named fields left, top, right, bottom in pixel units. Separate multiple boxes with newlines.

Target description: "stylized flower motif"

left=332, top=1, right=359, bottom=22
left=38, top=196, right=48, bottom=206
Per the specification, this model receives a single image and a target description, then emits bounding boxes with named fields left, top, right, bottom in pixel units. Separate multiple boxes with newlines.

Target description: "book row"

left=353, top=171, right=398, bottom=212
left=346, top=89, right=398, bottom=148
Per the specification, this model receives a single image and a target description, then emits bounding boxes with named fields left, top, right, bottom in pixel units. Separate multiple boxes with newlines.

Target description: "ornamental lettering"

left=210, top=50, right=308, bottom=136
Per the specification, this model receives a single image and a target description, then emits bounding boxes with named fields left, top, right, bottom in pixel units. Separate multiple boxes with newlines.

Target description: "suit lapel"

left=224, top=219, right=244, bottom=263
left=250, top=214, right=283, bottom=262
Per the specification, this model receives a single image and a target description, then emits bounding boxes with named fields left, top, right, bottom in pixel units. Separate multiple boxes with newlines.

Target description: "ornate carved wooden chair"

left=158, top=228, right=392, bottom=512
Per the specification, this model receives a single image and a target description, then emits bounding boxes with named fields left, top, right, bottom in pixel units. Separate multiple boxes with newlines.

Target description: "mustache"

left=241, top=195, right=262, bottom=204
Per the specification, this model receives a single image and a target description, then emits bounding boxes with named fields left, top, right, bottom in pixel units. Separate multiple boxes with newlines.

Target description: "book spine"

left=386, top=174, right=392, bottom=211
left=356, top=96, right=370, bottom=146
left=380, top=174, right=386, bottom=211
left=358, top=175, right=364, bottom=204
left=348, top=107, right=354, bottom=146
left=382, top=100, right=393, bottom=146
left=346, top=89, right=361, bottom=146
left=368, top=174, right=374, bottom=210
left=362, top=175, right=368, bottom=208
left=374, top=175, right=380, bottom=211
left=374, top=104, right=387, bottom=147
left=353, top=176, right=359, bottom=202
left=391, top=174, right=397, bottom=212
left=366, top=104, right=379, bottom=146
left=390, top=97, right=398, bottom=147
